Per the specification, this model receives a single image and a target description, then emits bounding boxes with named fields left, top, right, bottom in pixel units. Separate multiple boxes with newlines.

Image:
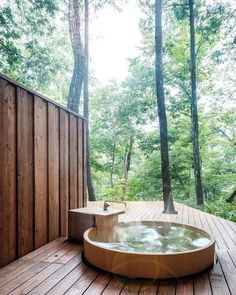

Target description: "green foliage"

left=90, top=0, right=236, bottom=222
left=205, top=198, right=236, bottom=222
left=0, top=0, right=71, bottom=103
left=1, top=0, right=235, bottom=221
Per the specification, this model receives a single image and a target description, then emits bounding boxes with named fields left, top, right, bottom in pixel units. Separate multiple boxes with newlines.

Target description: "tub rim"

left=83, top=220, right=215, bottom=256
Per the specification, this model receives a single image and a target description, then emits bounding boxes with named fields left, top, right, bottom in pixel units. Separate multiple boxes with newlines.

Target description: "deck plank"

left=1, top=201, right=235, bottom=295
left=193, top=273, right=212, bottom=295
left=0, top=260, right=36, bottom=287
left=9, top=263, right=62, bottom=295
left=65, top=268, right=99, bottom=295
left=30, top=240, right=70, bottom=262
left=21, top=238, right=67, bottom=260
left=208, top=259, right=230, bottom=295
left=176, top=278, right=193, bottom=295
left=102, top=277, right=126, bottom=295
left=82, top=273, right=112, bottom=295
left=211, top=215, right=236, bottom=250
left=157, top=280, right=176, bottom=295
left=120, top=279, right=143, bottom=294
left=28, top=255, right=82, bottom=294
left=0, top=259, right=27, bottom=278
left=139, top=280, right=159, bottom=295
left=217, top=250, right=236, bottom=293
left=54, top=244, right=82, bottom=264
left=47, top=263, right=88, bottom=295
left=0, top=262, right=49, bottom=294
left=43, top=243, right=76, bottom=263
left=218, top=218, right=236, bottom=245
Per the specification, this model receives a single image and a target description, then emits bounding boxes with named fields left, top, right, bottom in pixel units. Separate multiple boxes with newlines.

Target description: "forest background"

left=0, top=0, right=235, bottom=220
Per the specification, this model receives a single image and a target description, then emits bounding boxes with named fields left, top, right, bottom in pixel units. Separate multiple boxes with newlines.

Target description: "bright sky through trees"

left=90, top=0, right=142, bottom=84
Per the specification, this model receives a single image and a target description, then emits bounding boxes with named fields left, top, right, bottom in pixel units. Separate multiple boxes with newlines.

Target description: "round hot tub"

left=83, top=221, right=215, bottom=278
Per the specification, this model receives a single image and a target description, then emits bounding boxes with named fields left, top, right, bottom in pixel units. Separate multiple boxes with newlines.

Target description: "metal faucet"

left=103, top=200, right=127, bottom=211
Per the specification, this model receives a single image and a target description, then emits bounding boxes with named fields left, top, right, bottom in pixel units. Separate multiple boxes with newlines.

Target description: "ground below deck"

left=0, top=201, right=236, bottom=295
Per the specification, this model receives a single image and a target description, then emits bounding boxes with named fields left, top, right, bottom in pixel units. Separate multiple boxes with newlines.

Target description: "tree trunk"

left=110, top=142, right=116, bottom=188
left=173, top=164, right=185, bottom=190
left=84, top=0, right=95, bottom=201
left=188, top=0, right=204, bottom=206
left=86, top=148, right=95, bottom=201
left=122, top=136, right=133, bottom=197
left=155, top=0, right=176, bottom=214
left=67, top=0, right=85, bottom=113
left=226, top=188, right=236, bottom=203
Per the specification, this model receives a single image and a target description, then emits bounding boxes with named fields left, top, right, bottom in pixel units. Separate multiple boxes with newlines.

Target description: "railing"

left=0, top=73, right=87, bottom=267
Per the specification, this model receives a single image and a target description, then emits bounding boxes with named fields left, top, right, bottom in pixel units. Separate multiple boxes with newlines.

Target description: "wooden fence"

left=0, top=73, right=87, bottom=267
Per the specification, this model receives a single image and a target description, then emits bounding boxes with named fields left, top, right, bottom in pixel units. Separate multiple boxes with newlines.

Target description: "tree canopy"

left=1, top=0, right=235, bottom=220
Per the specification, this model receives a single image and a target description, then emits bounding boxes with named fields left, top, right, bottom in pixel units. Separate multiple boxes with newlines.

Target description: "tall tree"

left=68, top=0, right=124, bottom=199
left=155, top=0, right=176, bottom=214
left=67, top=0, right=85, bottom=113
left=67, top=0, right=123, bottom=113
left=84, top=0, right=96, bottom=201
left=122, top=136, right=134, bottom=197
left=188, top=0, right=203, bottom=206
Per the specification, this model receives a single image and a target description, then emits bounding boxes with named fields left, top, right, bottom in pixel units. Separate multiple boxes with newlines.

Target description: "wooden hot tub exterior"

left=83, top=221, right=215, bottom=279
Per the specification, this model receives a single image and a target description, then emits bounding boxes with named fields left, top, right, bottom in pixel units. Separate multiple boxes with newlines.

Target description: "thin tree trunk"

left=67, top=0, right=85, bottom=113
left=110, top=142, right=116, bottom=188
left=122, top=136, right=133, bottom=197
left=155, top=0, right=176, bottom=214
left=173, top=164, right=185, bottom=190
left=124, top=137, right=133, bottom=181
left=188, top=0, right=204, bottom=206
left=226, top=188, right=236, bottom=203
left=86, top=147, right=95, bottom=201
left=84, top=0, right=95, bottom=201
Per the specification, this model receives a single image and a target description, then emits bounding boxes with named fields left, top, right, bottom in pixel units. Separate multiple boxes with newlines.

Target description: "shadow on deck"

left=0, top=201, right=236, bottom=295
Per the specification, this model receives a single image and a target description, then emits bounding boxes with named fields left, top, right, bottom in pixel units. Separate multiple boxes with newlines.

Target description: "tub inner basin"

left=83, top=221, right=215, bottom=278
left=88, top=222, right=210, bottom=253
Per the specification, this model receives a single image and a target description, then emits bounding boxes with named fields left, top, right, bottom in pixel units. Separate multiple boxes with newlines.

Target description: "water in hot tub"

left=91, top=223, right=211, bottom=254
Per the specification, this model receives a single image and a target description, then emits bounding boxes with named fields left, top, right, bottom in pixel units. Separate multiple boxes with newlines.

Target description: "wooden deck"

left=0, top=201, right=236, bottom=295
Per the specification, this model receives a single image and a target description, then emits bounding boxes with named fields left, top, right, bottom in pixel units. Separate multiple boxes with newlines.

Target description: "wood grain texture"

left=34, top=96, right=48, bottom=248
left=69, top=114, right=78, bottom=209
left=48, top=103, right=59, bottom=241
left=0, top=74, right=87, bottom=267
left=77, top=118, right=83, bottom=208
left=1, top=202, right=236, bottom=294
left=83, top=120, right=87, bottom=206
left=0, top=78, right=17, bottom=266
left=17, top=87, right=34, bottom=256
left=59, top=109, right=69, bottom=237
left=0, top=73, right=85, bottom=120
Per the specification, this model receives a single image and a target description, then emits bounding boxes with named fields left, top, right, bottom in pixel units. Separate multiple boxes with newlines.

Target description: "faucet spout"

left=103, top=201, right=110, bottom=211
left=103, top=200, right=127, bottom=211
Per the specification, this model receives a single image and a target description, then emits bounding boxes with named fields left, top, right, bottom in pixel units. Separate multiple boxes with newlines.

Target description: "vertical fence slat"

left=78, top=118, right=83, bottom=208
left=59, top=110, right=69, bottom=237
left=17, top=88, right=34, bottom=256
left=83, top=121, right=87, bottom=206
left=34, top=96, right=48, bottom=248
left=69, top=114, right=78, bottom=209
left=48, top=103, right=59, bottom=241
left=0, top=79, right=17, bottom=267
